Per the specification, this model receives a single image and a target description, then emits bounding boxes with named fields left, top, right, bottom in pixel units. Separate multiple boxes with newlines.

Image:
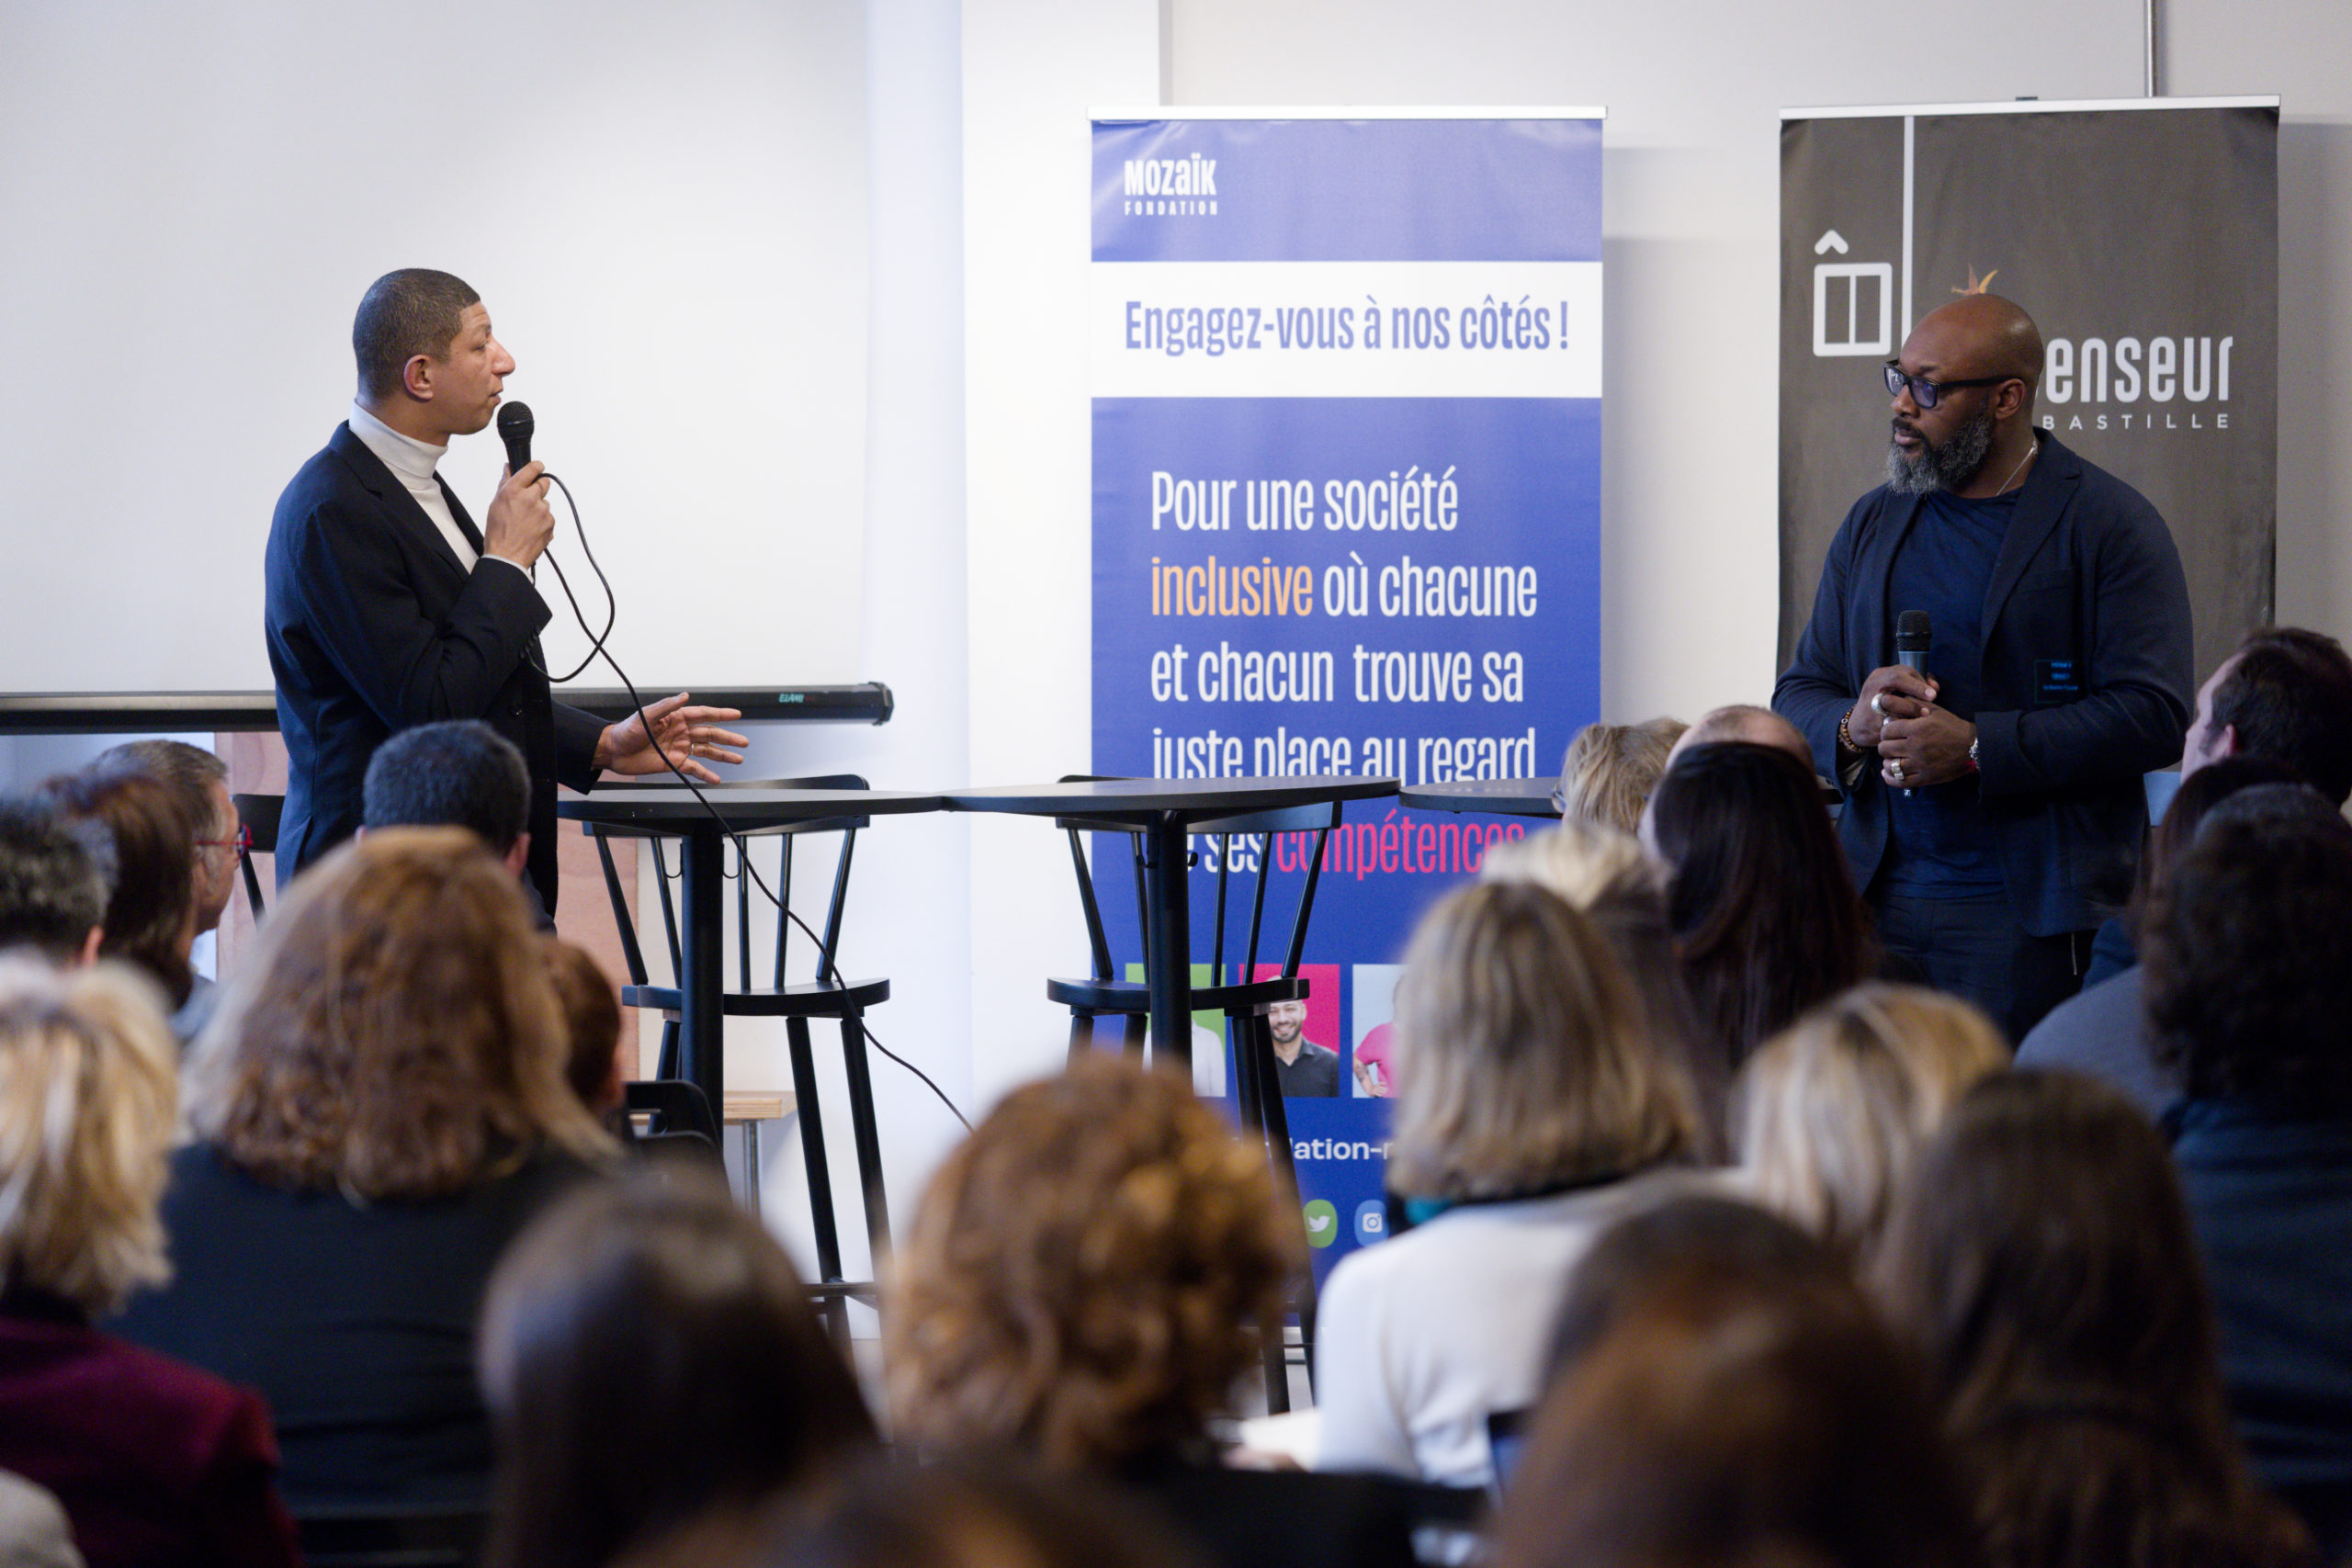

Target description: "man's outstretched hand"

left=594, top=693, right=749, bottom=783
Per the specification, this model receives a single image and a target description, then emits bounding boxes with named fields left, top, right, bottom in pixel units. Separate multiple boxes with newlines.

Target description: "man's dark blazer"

left=1774, top=430, right=2193, bottom=936
left=264, top=423, right=603, bottom=910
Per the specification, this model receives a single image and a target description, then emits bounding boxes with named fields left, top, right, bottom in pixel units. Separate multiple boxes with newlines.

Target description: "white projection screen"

left=0, top=2, right=869, bottom=695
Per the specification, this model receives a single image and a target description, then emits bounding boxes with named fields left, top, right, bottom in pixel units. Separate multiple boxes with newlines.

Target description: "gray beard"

left=1885, top=404, right=1995, bottom=495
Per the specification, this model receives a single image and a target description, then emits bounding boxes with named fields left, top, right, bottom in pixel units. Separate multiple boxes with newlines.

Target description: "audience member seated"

left=2016, top=754, right=2301, bottom=1115
left=1481, top=821, right=1723, bottom=1156
left=0, top=797, right=107, bottom=969
left=1735, top=983, right=2006, bottom=1269
left=886, top=1057, right=1418, bottom=1568
left=1316, top=881, right=1700, bottom=1488
left=1645, top=741, right=1876, bottom=1074
left=543, top=937, right=629, bottom=1121
left=744, top=1451, right=1202, bottom=1568
left=2143, top=802, right=2352, bottom=1558
left=1493, top=1221, right=1973, bottom=1568
left=109, top=829, right=614, bottom=1514
left=1663, top=702, right=1815, bottom=773
left=1554, top=717, right=1684, bottom=835
left=1875, top=1070, right=2313, bottom=1568
left=477, top=1167, right=876, bottom=1568
left=37, top=767, right=198, bottom=1020
left=362, top=719, right=548, bottom=925
left=0, top=957, right=300, bottom=1567
left=93, top=741, right=241, bottom=1039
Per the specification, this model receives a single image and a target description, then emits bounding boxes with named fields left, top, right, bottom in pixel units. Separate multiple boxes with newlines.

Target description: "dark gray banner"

left=1779, top=104, right=2278, bottom=683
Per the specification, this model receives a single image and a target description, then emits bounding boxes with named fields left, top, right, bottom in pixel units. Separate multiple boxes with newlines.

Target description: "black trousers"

left=1871, top=890, right=2090, bottom=1046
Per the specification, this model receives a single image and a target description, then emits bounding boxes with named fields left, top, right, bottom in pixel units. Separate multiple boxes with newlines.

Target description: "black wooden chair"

left=584, top=775, right=890, bottom=1348
left=1050, top=777, right=1340, bottom=1410
left=231, top=792, right=283, bottom=922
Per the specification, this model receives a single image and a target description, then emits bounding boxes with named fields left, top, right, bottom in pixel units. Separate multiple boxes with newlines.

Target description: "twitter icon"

left=1302, top=1199, right=1339, bottom=1249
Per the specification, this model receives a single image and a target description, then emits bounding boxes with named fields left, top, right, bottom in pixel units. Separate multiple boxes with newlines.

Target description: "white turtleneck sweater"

left=347, top=400, right=529, bottom=581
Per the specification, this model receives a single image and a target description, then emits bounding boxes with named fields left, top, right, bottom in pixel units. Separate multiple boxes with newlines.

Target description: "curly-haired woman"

left=111, top=829, right=613, bottom=1513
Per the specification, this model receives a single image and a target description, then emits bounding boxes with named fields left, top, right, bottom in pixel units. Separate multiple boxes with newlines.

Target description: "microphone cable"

left=527, top=471, right=973, bottom=1133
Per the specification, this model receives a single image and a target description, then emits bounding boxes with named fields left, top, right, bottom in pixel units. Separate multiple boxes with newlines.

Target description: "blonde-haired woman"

left=1481, top=821, right=1725, bottom=1154
left=113, top=829, right=613, bottom=1514
left=0, top=957, right=299, bottom=1567
left=1734, top=982, right=2007, bottom=1267
left=1554, top=717, right=1686, bottom=836
left=1316, top=880, right=1700, bottom=1488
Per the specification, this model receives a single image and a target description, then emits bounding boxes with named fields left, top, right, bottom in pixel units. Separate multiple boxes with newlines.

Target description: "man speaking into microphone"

left=266, top=268, right=747, bottom=912
left=1775, top=294, right=2192, bottom=1040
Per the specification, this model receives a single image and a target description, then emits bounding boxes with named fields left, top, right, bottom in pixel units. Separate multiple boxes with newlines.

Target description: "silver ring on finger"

left=1889, top=759, right=1905, bottom=782
left=1870, top=693, right=1886, bottom=717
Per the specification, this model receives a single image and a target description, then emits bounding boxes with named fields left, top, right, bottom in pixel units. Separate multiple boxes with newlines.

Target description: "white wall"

left=961, top=0, right=1163, bottom=1111
left=0, top=0, right=870, bottom=693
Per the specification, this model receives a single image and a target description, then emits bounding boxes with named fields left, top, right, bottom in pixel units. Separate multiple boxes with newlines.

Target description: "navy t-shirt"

left=1879, top=487, right=2017, bottom=897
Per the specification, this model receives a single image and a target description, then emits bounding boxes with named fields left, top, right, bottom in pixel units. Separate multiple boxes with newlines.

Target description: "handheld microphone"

left=497, top=400, right=535, bottom=476
left=1894, top=610, right=1931, bottom=795
left=1896, top=610, right=1932, bottom=672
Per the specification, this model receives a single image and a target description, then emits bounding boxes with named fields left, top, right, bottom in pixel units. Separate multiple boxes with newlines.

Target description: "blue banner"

left=1089, top=115, right=1604, bottom=1281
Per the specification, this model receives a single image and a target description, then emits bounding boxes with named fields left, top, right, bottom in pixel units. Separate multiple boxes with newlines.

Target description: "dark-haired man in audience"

left=362, top=720, right=546, bottom=925
left=266, top=267, right=744, bottom=915
left=1775, top=294, right=2192, bottom=1041
left=0, top=796, right=108, bottom=967
left=98, top=739, right=242, bottom=1035
left=2146, top=798, right=2352, bottom=1559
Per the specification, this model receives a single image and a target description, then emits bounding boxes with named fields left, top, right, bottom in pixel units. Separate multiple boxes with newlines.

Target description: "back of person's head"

left=1497, top=1258, right=1972, bottom=1568
left=743, top=1451, right=1202, bottom=1568
left=1735, top=984, right=2007, bottom=1266
left=364, top=719, right=531, bottom=857
left=1484, top=822, right=1721, bottom=1156
left=94, top=739, right=236, bottom=935
left=479, top=1167, right=876, bottom=1568
left=187, top=827, right=610, bottom=1200
left=2121, top=753, right=2304, bottom=941
left=354, top=267, right=481, bottom=402
left=2145, top=807, right=2352, bottom=1115
left=0, top=957, right=177, bottom=1315
left=40, top=763, right=198, bottom=1007
left=1874, top=1071, right=2312, bottom=1568
left=1678, top=704, right=1814, bottom=770
left=885, top=1057, right=1300, bottom=1470
left=543, top=937, right=627, bottom=1115
left=1545, top=1193, right=1855, bottom=1380
left=0, top=795, right=108, bottom=965
left=1557, top=717, right=1686, bottom=836
left=1648, top=742, right=1873, bottom=1068
left=2206, top=627, right=2352, bottom=805
left=1387, top=880, right=1694, bottom=1201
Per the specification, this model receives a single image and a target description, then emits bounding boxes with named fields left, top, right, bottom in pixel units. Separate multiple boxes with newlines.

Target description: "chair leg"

left=786, top=1015, right=852, bottom=1350
left=1120, top=1010, right=1148, bottom=1058
left=1068, top=1010, right=1095, bottom=1065
left=1250, top=1021, right=1318, bottom=1401
left=1234, top=1010, right=1290, bottom=1415
left=657, top=1018, right=682, bottom=1083
left=838, top=1010, right=894, bottom=1279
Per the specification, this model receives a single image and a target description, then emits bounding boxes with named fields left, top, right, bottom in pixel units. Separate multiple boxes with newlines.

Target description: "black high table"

left=556, top=787, right=947, bottom=1114
left=943, top=775, right=1400, bottom=1069
left=1399, top=776, right=1565, bottom=818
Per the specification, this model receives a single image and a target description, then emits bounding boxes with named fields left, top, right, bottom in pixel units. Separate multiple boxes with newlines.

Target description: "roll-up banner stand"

left=1090, top=110, right=1605, bottom=1279
left=1780, top=96, right=2279, bottom=682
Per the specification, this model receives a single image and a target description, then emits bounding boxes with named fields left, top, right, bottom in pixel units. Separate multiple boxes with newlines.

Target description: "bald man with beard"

left=1774, top=296, right=2192, bottom=1042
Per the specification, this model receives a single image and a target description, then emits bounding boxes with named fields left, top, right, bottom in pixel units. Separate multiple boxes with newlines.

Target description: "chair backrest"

left=231, top=793, right=285, bottom=924
left=295, top=1502, right=486, bottom=1568
left=1057, top=775, right=1150, bottom=985
left=585, top=776, right=874, bottom=992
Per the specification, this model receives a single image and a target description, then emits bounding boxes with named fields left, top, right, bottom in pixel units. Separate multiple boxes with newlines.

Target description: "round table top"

left=1398, top=777, right=1563, bottom=818
left=942, top=774, right=1399, bottom=820
left=558, top=787, right=948, bottom=827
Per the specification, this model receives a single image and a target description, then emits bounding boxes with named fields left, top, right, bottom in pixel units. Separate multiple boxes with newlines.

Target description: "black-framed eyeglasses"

left=195, top=823, right=253, bottom=860
left=1883, top=363, right=2013, bottom=409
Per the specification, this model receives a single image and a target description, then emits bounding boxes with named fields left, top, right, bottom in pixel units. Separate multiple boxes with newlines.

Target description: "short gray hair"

left=96, top=739, right=230, bottom=833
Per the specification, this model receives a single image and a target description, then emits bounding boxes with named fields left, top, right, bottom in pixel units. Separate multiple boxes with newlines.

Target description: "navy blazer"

left=1774, top=431, right=2192, bottom=935
left=264, top=423, right=603, bottom=910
